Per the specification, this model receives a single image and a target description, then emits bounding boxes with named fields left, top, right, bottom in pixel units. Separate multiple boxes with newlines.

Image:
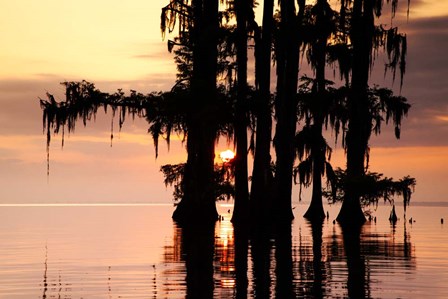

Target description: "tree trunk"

left=172, top=0, right=219, bottom=225
left=232, top=0, right=250, bottom=224
left=337, top=0, right=373, bottom=226
left=303, top=122, right=326, bottom=221
left=304, top=0, right=329, bottom=221
left=273, top=0, right=302, bottom=222
left=250, top=0, right=274, bottom=221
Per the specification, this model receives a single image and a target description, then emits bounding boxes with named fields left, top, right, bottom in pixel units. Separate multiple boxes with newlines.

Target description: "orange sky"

left=0, top=0, right=447, bottom=204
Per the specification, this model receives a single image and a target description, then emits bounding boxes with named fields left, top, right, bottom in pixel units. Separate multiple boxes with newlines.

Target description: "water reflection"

left=39, top=246, right=73, bottom=299
left=183, top=224, right=215, bottom=299
left=251, top=224, right=273, bottom=298
left=342, top=225, right=367, bottom=298
left=233, top=224, right=249, bottom=298
left=309, top=221, right=325, bottom=298
left=0, top=206, right=433, bottom=298
left=163, top=218, right=416, bottom=298
left=274, top=223, right=293, bottom=298
left=42, top=245, right=48, bottom=299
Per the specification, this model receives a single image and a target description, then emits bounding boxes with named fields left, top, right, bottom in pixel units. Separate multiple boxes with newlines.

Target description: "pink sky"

left=0, top=0, right=447, bottom=205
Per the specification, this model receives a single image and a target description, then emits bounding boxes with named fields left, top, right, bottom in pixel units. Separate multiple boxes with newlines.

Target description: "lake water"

left=1, top=203, right=447, bottom=298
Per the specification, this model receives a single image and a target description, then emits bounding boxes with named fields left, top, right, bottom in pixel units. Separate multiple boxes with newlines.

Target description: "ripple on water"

left=1, top=204, right=448, bottom=298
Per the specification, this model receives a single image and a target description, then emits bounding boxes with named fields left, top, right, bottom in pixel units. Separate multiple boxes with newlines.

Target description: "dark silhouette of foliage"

left=335, top=0, right=411, bottom=226
left=293, top=0, right=340, bottom=221
left=40, top=80, right=235, bottom=172
left=323, top=168, right=416, bottom=213
left=39, top=0, right=417, bottom=227
left=41, top=81, right=183, bottom=155
left=294, top=74, right=413, bottom=221
left=293, top=125, right=334, bottom=192
left=161, top=160, right=236, bottom=202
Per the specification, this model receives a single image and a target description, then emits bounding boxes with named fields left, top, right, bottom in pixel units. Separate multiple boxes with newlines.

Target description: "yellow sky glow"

left=410, top=1, right=448, bottom=18
left=0, top=0, right=174, bottom=80
left=1, top=1, right=446, bottom=80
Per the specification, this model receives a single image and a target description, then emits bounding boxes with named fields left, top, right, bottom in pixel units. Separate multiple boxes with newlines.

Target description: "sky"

left=0, top=0, right=447, bottom=205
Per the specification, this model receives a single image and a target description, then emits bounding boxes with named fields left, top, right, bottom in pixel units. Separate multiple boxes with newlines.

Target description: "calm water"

left=1, top=203, right=447, bottom=298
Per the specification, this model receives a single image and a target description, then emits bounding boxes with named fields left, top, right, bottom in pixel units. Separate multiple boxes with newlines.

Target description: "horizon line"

left=0, top=203, right=173, bottom=207
left=0, top=201, right=447, bottom=207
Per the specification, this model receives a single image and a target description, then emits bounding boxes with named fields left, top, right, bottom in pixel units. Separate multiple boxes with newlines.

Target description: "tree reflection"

left=41, top=245, right=48, bottom=299
left=310, top=220, right=325, bottom=299
left=292, top=220, right=332, bottom=298
left=274, top=223, right=294, bottom=298
left=250, top=224, right=273, bottom=298
left=162, top=217, right=415, bottom=298
left=342, top=225, right=367, bottom=299
left=341, top=222, right=416, bottom=299
left=183, top=224, right=215, bottom=299
left=161, top=223, right=215, bottom=298
left=234, top=224, right=249, bottom=298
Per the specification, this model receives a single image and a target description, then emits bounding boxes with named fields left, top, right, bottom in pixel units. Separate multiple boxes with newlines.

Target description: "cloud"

left=402, top=16, right=448, bottom=111
left=365, top=15, right=448, bottom=147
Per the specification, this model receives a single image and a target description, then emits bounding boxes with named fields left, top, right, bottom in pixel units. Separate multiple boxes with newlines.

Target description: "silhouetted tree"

left=250, top=0, right=274, bottom=225
left=324, top=167, right=416, bottom=215
left=273, top=0, right=305, bottom=222
left=231, top=0, right=253, bottom=223
left=40, top=1, right=415, bottom=228
left=249, top=0, right=275, bottom=222
left=336, top=0, right=409, bottom=226
left=294, top=0, right=338, bottom=222
left=40, top=1, right=241, bottom=224
left=160, top=0, right=233, bottom=224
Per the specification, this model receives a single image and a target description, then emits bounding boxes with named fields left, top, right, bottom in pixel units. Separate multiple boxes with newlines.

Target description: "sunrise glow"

left=219, top=150, right=235, bottom=162
left=1, top=0, right=448, bottom=297
left=436, top=115, right=448, bottom=122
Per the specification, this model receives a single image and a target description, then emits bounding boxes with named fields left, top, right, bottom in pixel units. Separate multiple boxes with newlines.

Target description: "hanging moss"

left=323, top=168, right=416, bottom=211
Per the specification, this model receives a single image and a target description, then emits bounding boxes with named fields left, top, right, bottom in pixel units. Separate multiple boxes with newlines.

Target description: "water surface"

left=0, top=203, right=447, bottom=298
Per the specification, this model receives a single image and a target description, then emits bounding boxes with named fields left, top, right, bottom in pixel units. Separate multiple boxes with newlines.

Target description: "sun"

left=219, top=149, right=235, bottom=163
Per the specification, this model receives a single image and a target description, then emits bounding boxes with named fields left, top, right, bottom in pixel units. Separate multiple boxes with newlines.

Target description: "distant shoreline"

left=1, top=201, right=447, bottom=207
